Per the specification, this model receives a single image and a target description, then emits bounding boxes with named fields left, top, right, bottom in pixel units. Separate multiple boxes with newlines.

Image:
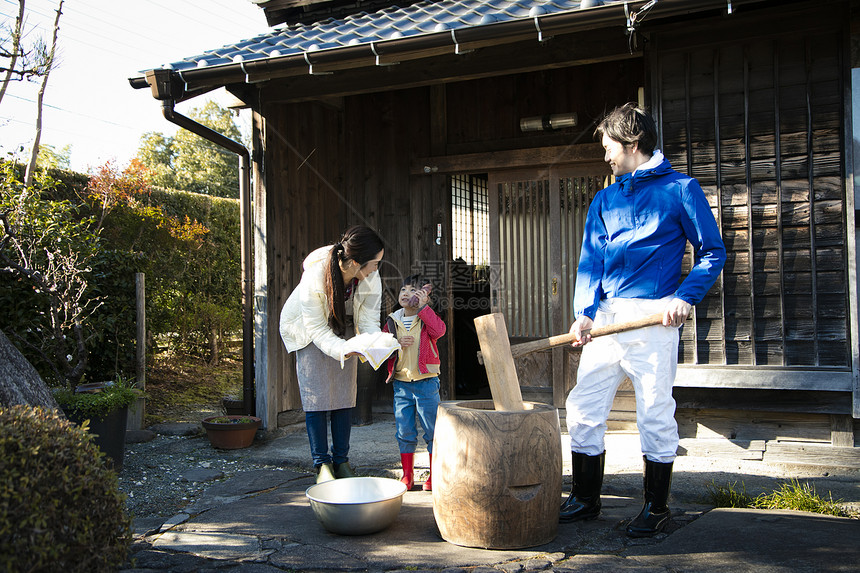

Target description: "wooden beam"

left=763, top=442, right=860, bottom=468
left=253, top=107, right=277, bottom=430
left=257, top=30, right=638, bottom=103
left=674, top=367, right=853, bottom=392
left=413, top=143, right=605, bottom=175
left=677, top=438, right=766, bottom=461
left=843, top=7, right=860, bottom=419
left=672, top=388, right=852, bottom=415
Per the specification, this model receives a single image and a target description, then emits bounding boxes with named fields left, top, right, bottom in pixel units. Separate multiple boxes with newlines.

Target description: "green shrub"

left=52, top=378, right=140, bottom=421
left=0, top=405, right=132, bottom=572
left=1, top=159, right=241, bottom=380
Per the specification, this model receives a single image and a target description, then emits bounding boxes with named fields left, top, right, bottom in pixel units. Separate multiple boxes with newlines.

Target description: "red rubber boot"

left=422, top=453, right=432, bottom=491
left=400, top=453, right=415, bottom=491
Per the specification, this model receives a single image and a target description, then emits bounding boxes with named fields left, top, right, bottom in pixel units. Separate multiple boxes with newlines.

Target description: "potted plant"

left=53, top=378, right=141, bottom=470
left=201, top=415, right=262, bottom=449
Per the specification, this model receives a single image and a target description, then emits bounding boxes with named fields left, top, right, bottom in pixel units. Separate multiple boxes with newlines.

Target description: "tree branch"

left=0, top=0, right=26, bottom=106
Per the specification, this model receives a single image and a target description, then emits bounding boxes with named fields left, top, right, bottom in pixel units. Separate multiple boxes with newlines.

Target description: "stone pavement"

left=120, top=413, right=860, bottom=572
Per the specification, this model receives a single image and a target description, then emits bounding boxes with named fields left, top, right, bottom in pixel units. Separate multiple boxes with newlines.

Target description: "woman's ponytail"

left=323, top=226, right=384, bottom=337
left=325, top=243, right=347, bottom=336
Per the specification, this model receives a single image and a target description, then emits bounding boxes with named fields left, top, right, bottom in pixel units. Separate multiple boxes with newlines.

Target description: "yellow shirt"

left=391, top=311, right=440, bottom=382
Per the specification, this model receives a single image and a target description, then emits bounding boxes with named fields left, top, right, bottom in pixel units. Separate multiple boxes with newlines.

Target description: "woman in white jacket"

left=279, top=225, right=384, bottom=483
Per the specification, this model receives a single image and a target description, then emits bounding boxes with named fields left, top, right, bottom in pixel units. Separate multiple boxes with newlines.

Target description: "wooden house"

left=131, top=0, right=860, bottom=465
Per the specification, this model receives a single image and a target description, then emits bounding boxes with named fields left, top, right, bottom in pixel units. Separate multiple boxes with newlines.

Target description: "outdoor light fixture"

left=519, top=112, right=578, bottom=132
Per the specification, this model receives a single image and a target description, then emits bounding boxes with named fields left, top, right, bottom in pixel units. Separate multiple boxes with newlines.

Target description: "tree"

left=36, top=143, right=72, bottom=171
left=84, top=159, right=241, bottom=366
left=0, top=0, right=66, bottom=185
left=24, top=0, right=63, bottom=186
left=0, top=162, right=101, bottom=387
left=136, top=101, right=243, bottom=198
left=136, top=132, right=177, bottom=190
left=0, top=0, right=26, bottom=106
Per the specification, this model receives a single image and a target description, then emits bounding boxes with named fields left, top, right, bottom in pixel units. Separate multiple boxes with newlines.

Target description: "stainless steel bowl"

left=306, top=476, right=407, bottom=535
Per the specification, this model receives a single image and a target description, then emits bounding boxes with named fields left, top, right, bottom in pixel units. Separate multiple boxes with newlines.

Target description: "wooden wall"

left=258, top=99, right=348, bottom=427
left=653, top=6, right=855, bottom=390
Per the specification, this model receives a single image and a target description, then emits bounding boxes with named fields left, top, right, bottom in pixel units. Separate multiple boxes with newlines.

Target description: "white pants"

left=566, top=297, right=680, bottom=464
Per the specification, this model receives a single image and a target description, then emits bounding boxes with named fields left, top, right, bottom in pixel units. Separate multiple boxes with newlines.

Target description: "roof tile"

left=159, top=0, right=623, bottom=73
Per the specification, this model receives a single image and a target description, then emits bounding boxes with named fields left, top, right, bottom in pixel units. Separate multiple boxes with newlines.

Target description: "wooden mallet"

left=474, top=313, right=526, bottom=411
left=476, top=313, right=664, bottom=365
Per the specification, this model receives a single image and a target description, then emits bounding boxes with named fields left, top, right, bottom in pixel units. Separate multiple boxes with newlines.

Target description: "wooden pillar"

left=831, top=414, right=855, bottom=447
left=127, top=272, right=146, bottom=431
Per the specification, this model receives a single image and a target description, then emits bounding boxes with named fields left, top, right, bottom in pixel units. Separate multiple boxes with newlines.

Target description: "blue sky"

left=1, top=0, right=267, bottom=172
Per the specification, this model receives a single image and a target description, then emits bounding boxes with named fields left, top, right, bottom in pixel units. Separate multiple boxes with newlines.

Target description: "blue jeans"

left=305, top=408, right=351, bottom=467
left=393, top=377, right=441, bottom=454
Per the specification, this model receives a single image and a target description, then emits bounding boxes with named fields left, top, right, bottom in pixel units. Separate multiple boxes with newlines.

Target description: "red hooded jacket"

left=382, top=305, right=446, bottom=383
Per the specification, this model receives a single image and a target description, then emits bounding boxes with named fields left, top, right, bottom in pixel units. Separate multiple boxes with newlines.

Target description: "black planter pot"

left=64, top=406, right=129, bottom=471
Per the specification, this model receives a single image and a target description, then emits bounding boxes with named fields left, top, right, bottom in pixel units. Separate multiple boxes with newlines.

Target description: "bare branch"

left=25, top=0, right=64, bottom=186
left=0, top=0, right=26, bottom=106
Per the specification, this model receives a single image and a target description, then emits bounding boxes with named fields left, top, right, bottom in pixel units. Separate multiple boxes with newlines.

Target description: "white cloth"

left=566, top=297, right=680, bottom=463
left=279, top=245, right=382, bottom=360
left=341, top=331, right=401, bottom=370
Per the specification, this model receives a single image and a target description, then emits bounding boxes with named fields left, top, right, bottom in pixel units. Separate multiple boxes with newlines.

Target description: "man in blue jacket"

left=560, top=103, right=726, bottom=537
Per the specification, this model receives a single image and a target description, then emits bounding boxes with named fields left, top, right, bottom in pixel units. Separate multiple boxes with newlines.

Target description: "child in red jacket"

left=382, top=274, right=446, bottom=491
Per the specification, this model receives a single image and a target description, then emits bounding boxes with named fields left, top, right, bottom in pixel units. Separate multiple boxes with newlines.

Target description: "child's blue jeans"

left=393, top=377, right=441, bottom=454
left=305, top=408, right=351, bottom=467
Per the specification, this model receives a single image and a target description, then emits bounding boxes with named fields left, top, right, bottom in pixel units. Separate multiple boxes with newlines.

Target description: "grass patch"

left=706, top=479, right=851, bottom=517
left=705, top=480, right=755, bottom=508
left=144, top=348, right=242, bottom=425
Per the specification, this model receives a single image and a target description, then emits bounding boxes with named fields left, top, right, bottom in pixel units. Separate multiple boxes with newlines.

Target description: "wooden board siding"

left=655, top=13, right=851, bottom=381
left=263, top=100, right=348, bottom=426
left=259, top=87, right=447, bottom=423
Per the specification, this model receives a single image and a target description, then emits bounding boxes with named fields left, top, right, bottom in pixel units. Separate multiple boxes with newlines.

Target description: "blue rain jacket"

left=574, top=158, right=726, bottom=320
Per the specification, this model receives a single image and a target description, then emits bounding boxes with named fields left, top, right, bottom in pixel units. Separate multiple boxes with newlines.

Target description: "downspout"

left=161, top=99, right=255, bottom=417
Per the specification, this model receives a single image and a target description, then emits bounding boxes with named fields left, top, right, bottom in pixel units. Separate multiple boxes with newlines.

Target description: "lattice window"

left=451, top=174, right=490, bottom=265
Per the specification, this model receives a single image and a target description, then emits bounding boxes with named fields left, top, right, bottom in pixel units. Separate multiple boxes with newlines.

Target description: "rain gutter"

left=129, top=0, right=765, bottom=98
left=159, top=97, right=256, bottom=418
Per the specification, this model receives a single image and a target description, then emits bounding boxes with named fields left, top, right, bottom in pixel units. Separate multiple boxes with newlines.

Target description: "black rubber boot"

left=626, top=457, right=673, bottom=538
left=559, top=451, right=605, bottom=523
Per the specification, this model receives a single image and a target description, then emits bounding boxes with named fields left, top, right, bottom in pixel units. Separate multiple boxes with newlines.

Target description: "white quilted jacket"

left=279, top=245, right=382, bottom=360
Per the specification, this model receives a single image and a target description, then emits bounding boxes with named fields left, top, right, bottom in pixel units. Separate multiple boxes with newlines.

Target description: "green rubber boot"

left=316, top=462, right=336, bottom=484
left=334, top=461, right=357, bottom=478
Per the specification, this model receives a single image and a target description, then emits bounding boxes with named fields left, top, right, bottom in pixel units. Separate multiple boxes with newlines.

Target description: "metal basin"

left=306, top=476, right=407, bottom=535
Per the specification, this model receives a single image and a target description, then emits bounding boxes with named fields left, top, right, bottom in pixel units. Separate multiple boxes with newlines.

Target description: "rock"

left=181, top=468, right=225, bottom=483
left=126, top=429, right=157, bottom=443
left=0, top=329, right=59, bottom=409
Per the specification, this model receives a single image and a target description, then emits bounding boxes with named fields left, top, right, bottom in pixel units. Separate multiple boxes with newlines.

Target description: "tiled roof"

left=159, top=0, right=624, bottom=73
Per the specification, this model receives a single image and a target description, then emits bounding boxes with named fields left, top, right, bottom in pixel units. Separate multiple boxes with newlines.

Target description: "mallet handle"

left=477, top=313, right=664, bottom=363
